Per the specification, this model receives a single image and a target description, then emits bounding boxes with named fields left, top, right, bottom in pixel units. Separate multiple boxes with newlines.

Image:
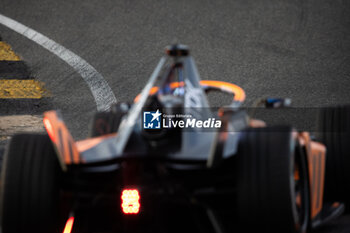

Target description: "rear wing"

left=43, top=110, right=80, bottom=171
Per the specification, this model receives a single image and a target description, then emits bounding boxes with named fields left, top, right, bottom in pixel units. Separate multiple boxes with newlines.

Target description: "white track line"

left=0, top=13, right=117, bottom=111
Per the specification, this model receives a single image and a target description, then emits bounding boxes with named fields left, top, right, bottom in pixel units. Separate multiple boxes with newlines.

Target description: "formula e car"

left=1, top=44, right=349, bottom=233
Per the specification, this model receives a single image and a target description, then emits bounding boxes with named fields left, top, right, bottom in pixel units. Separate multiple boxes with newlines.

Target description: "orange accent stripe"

left=43, top=117, right=56, bottom=143
left=299, top=132, right=326, bottom=219
left=76, top=133, right=117, bottom=152
left=43, top=111, right=80, bottom=165
left=294, top=169, right=300, bottom=180
left=133, top=80, right=246, bottom=103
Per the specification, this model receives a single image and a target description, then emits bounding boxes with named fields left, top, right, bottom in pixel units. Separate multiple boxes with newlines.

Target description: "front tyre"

left=0, top=134, right=64, bottom=233
left=236, top=126, right=310, bottom=233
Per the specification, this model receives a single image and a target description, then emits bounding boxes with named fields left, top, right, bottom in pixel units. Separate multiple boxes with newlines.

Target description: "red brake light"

left=121, top=189, right=140, bottom=214
left=62, top=216, right=74, bottom=233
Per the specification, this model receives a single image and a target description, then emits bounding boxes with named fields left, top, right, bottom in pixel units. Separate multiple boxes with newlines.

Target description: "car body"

left=0, top=44, right=347, bottom=233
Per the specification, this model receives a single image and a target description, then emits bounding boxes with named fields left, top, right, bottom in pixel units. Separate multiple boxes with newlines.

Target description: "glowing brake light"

left=62, top=216, right=74, bottom=233
left=121, top=189, right=140, bottom=214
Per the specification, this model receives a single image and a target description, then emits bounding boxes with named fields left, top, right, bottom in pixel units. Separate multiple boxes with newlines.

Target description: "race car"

left=1, top=44, right=349, bottom=233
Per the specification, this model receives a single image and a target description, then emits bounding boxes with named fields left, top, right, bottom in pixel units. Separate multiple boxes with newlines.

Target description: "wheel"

left=0, top=134, right=65, bottom=233
left=317, top=105, right=350, bottom=206
left=90, top=102, right=129, bottom=137
left=236, top=126, right=310, bottom=233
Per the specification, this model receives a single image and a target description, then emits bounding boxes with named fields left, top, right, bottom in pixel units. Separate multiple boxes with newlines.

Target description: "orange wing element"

left=43, top=111, right=80, bottom=167
left=76, top=133, right=117, bottom=153
left=298, top=132, right=326, bottom=219
left=199, top=80, right=246, bottom=102
left=133, top=80, right=246, bottom=103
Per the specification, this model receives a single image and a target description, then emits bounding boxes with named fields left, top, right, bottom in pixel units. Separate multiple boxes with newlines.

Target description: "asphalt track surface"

left=0, top=0, right=349, bottom=232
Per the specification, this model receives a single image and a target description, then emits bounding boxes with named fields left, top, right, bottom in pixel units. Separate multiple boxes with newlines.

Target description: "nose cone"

left=165, top=44, right=189, bottom=57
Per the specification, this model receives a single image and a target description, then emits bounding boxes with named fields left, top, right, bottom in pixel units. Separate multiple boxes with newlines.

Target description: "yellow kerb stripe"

left=0, top=80, right=50, bottom=99
left=0, top=42, right=21, bottom=61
